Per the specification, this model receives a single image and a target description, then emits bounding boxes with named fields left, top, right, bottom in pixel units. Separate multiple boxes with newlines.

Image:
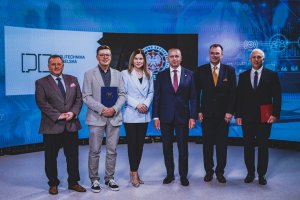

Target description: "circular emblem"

left=269, top=34, right=288, bottom=52
left=143, top=45, right=169, bottom=79
left=243, top=40, right=258, bottom=49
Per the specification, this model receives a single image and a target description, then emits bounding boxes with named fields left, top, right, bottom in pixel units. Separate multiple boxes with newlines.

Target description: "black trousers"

left=161, top=122, right=188, bottom=178
left=202, top=117, right=229, bottom=175
left=242, top=122, right=271, bottom=176
left=43, top=131, right=80, bottom=187
left=124, top=123, right=148, bottom=172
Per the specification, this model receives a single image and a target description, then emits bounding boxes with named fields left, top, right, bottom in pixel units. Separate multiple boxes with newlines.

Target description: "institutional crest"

left=143, top=45, right=169, bottom=79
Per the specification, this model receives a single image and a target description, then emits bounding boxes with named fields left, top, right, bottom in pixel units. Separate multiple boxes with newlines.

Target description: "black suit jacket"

left=152, top=67, right=197, bottom=124
left=235, top=68, right=281, bottom=123
left=196, top=64, right=236, bottom=118
left=35, top=74, right=83, bottom=134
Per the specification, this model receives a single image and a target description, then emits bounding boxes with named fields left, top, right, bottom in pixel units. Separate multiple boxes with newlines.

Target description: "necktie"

left=56, top=77, right=66, bottom=98
left=254, top=71, right=258, bottom=90
left=173, top=70, right=178, bottom=92
left=213, top=65, right=218, bottom=86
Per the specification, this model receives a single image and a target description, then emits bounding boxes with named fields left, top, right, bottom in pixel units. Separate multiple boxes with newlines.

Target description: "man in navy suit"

left=196, top=44, right=236, bottom=183
left=235, top=48, right=281, bottom=185
left=152, top=48, right=197, bottom=186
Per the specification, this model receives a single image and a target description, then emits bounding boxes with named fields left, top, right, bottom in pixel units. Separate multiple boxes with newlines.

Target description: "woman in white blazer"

left=122, top=49, right=154, bottom=187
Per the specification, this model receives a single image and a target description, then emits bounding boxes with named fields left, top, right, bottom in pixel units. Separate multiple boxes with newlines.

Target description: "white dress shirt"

left=210, top=63, right=220, bottom=76
left=170, top=66, right=182, bottom=85
left=50, top=74, right=66, bottom=91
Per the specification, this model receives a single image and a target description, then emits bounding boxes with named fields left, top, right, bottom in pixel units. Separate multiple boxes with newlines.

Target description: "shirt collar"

left=210, top=63, right=220, bottom=69
left=98, top=65, right=110, bottom=73
left=251, top=66, right=263, bottom=74
left=50, top=74, right=63, bottom=80
left=170, top=65, right=181, bottom=73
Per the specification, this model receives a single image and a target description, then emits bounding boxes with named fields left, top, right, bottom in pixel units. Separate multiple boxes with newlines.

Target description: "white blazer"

left=121, top=69, right=154, bottom=123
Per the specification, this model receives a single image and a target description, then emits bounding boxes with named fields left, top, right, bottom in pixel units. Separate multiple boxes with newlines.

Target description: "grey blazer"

left=82, top=66, right=125, bottom=126
left=35, top=74, right=83, bottom=134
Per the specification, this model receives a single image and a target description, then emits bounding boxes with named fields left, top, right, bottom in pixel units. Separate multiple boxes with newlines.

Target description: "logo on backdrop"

left=21, top=53, right=86, bottom=73
left=143, top=45, right=169, bottom=79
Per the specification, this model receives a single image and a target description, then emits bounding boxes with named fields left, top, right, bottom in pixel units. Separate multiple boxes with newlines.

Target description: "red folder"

left=260, top=104, right=273, bottom=123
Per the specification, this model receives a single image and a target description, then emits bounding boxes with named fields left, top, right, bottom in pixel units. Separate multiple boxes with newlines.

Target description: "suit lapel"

left=165, top=69, right=174, bottom=92
left=257, top=68, right=266, bottom=90
left=245, top=70, right=254, bottom=91
left=131, top=70, right=147, bottom=97
left=93, top=66, right=105, bottom=86
left=63, top=74, right=73, bottom=101
left=204, top=65, right=215, bottom=87
left=216, top=64, right=225, bottom=87
left=177, top=68, right=186, bottom=93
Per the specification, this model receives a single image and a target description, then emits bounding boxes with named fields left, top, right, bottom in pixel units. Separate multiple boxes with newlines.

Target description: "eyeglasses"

left=98, top=54, right=111, bottom=57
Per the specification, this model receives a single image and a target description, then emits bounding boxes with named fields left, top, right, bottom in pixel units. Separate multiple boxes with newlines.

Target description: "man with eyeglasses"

left=235, top=48, right=281, bottom=185
left=82, top=45, right=125, bottom=192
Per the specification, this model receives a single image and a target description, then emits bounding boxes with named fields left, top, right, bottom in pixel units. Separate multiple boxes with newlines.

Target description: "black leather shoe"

left=204, top=173, right=213, bottom=182
left=216, top=174, right=226, bottom=183
left=163, top=176, right=175, bottom=184
left=259, top=175, right=267, bottom=185
left=244, top=174, right=255, bottom=183
left=180, top=177, right=189, bottom=186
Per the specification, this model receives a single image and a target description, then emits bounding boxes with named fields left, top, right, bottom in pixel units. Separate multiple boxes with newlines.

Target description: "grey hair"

left=250, top=48, right=265, bottom=58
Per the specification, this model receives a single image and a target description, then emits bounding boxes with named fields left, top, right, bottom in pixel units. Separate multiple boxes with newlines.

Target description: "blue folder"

left=101, top=87, right=118, bottom=107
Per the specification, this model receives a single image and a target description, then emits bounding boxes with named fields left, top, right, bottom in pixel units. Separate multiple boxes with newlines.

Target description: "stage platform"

left=0, top=142, right=299, bottom=200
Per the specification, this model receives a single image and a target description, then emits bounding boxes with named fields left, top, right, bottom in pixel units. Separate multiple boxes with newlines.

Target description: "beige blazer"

left=82, top=66, right=126, bottom=126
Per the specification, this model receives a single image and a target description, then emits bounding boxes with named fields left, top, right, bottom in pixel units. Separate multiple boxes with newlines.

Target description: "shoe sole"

left=91, top=188, right=101, bottom=193
left=107, top=186, right=120, bottom=191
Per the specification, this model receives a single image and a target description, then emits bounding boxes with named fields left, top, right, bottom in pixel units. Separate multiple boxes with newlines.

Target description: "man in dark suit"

left=235, top=48, right=281, bottom=185
left=196, top=44, right=236, bottom=183
left=152, top=48, right=197, bottom=186
left=35, top=55, right=86, bottom=195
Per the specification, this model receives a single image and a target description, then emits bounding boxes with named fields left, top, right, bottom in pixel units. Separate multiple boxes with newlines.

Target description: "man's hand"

left=198, top=113, right=203, bottom=122
left=236, top=118, right=242, bottom=125
left=189, top=119, right=195, bottom=129
left=154, top=119, right=160, bottom=130
left=65, top=112, right=75, bottom=121
left=224, top=113, right=233, bottom=123
left=267, top=115, right=277, bottom=123
left=58, top=112, right=75, bottom=121
left=101, top=107, right=116, bottom=117
left=58, top=113, right=68, bottom=120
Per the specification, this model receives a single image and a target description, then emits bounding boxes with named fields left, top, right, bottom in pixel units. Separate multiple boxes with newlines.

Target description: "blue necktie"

left=254, top=71, right=258, bottom=90
left=56, top=77, right=66, bottom=98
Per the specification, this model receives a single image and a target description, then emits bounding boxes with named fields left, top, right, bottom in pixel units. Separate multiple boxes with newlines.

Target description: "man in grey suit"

left=82, top=45, right=125, bottom=192
left=35, top=55, right=86, bottom=195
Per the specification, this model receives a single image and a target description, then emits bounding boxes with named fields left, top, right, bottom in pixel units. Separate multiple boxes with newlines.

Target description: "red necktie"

left=173, top=70, right=178, bottom=92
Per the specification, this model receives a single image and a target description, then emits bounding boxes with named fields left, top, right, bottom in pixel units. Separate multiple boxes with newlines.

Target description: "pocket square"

left=223, top=78, right=228, bottom=82
left=70, top=83, right=76, bottom=87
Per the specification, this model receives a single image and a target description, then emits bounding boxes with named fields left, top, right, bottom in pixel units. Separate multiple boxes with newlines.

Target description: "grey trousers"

left=88, top=122, right=120, bottom=183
